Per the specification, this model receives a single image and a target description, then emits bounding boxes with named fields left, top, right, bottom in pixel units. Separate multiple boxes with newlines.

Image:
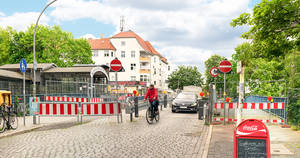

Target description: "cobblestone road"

left=0, top=108, right=207, bottom=158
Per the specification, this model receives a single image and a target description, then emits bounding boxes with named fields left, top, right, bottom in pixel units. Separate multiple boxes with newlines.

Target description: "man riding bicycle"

left=144, top=84, right=159, bottom=120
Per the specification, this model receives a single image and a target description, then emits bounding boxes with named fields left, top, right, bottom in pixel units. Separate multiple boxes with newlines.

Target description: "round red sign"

left=210, top=67, right=219, bottom=77
left=219, top=60, right=232, bottom=73
left=110, top=58, right=122, bottom=72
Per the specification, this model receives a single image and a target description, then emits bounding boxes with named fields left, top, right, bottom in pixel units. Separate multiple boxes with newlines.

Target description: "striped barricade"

left=213, top=118, right=284, bottom=124
left=39, top=102, right=79, bottom=116
left=81, top=102, right=122, bottom=123
left=214, top=102, right=285, bottom=109
left=44, top=96, right=104, bottom=103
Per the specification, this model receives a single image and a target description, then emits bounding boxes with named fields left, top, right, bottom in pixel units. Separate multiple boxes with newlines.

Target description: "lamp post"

left=32, top=0, right=57, bottom=124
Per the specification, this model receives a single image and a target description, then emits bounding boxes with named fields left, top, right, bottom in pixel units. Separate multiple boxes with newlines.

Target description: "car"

left=171, top=92, right=198, bottom=112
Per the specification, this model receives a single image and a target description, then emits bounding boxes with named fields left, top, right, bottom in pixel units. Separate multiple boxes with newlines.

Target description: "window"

left=154, top=57, right=156, bottom=63
left=154, top=68, right=156, bottom=75
left=130, top=76, right=136, bottom=81
left=131, top=51, right=135, bottom=58
left=93, top=51, right=98, bottom=57
left=111, top=52, right=114, bottom=57
left=140, top=75, right=148, bottom=82
left=104, top=50, right=109, bottom=57
left=121, top=51, right=125, bottom=58
left=131, top=64, right=136, bottom=70
left=168, top=66, right=170, bottom=71
left=121, top=41, right=126, bottom=46
left=154, top=81, right=156, bottom=85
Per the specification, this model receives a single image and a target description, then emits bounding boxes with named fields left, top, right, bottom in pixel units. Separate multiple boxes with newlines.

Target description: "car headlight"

left=192, top=103, right=197, bottom=106
left=172, top=101, right=176, bottom=105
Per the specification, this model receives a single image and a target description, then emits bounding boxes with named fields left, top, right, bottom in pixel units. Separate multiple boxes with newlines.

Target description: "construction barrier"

left=214, top=102, right=285, bottom=109
left=39, top=102, right=78, bottom=116
left=44, top=96, right=104, bottom=103
left=81, top=102, right=122, bottom=123
left=213, top=102, right=285, bottom=124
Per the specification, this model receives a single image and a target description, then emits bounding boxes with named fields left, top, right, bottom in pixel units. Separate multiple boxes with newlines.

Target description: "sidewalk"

left=0, top=116, right=80, bottom=139
left=206, top=123, right=300, bottom=158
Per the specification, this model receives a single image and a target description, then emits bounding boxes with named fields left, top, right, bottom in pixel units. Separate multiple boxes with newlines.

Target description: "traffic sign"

left=219, top=60, right=232, bottom=73
left=20, top=58, right=27, bottom=73
left=110, top=58, right=122, bottom=72
left=210, top=67, right=219, bottom=77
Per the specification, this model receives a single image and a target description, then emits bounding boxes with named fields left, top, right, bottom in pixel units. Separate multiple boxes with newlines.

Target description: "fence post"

left=134, top=97, right=138, bottom=117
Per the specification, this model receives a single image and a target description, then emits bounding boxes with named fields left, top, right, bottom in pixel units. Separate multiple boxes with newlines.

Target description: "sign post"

left=20, top=58, right=27, bottom=126
left=234, top=119, right=270, bottom=158
left=237, top=61, right=244, bottom=125
left=110, top=58, right=123, bottom=123
left=219, top=60, right=232, bottom=125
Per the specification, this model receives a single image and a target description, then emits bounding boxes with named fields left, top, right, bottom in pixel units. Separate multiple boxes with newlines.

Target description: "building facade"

left=88, top=30, right=172, bottom=92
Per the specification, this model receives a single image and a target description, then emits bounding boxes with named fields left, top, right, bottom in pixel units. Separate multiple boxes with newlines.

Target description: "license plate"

left=181, top=106, right=187, bottom=108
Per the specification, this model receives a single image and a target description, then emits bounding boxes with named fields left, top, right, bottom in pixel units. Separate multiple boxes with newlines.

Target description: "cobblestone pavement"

left=0, top=108, right=208, bottom=158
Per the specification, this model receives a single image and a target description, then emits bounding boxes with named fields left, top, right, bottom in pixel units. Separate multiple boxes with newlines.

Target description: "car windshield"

left=176, top=93, right=195, bottom=100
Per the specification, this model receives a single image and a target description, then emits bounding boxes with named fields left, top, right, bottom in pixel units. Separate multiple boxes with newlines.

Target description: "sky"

left=0, top=0, right=260, bottom=73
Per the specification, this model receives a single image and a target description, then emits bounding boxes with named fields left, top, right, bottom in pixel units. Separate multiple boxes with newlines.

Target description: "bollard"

left=164, top=95, right=167, bottom=108
left=198, top=100, right=204, bottom=120
left=134, top=97, right=138, bottom=117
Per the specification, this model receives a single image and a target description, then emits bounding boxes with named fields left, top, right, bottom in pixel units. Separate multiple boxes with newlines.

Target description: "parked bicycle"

left=0, top=90, right=18, bottom=133
left=145, top=101, right=160, bottom=124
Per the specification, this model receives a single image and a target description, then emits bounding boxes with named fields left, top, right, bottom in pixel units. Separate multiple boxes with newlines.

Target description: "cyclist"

left=144, top=84, right=159, bottom=120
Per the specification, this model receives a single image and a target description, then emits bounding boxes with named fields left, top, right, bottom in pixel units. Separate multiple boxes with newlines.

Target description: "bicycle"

left=0, top=103, right=18, bottom=133
left=145, top=100, right=160, bottom=124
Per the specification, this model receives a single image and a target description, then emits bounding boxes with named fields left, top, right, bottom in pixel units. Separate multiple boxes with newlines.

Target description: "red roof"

left=88, top=38, right=116, bottom=50
left=112, top=31, right=151, bottom=53
left=145, top=41, right=168, bottom=63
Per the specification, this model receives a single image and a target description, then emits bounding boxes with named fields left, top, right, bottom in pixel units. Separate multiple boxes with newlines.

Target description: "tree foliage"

left=0, top=25, right=93, bottom=67
left=167, top=66, right=203, bottom=91
left=231, top=0, right=300, bottom=126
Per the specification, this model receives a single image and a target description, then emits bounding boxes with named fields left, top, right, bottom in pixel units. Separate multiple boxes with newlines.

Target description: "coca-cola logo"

left=242, top=125, right=258, bottom=131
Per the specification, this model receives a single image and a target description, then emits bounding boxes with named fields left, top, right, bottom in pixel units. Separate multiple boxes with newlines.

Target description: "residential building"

left=88, top=30, right=172, bottom=92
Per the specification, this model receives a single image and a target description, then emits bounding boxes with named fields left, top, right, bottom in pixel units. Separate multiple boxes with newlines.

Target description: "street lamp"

left=32, top=0, right=57, bottom=124
left=33, top=0, right=57, bottom=97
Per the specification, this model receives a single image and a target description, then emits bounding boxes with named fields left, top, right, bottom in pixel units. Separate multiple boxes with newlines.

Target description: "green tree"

left=231, top=0, right=300, bottom=126
left=8, top=25, right=93, bottom=67
left=0, top=27, right=14, bottom=65
left=167, top=66, right=203, bottom=91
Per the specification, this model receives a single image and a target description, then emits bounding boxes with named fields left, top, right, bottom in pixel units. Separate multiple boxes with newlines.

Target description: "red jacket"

left=144, top=88, right=158, bottom=102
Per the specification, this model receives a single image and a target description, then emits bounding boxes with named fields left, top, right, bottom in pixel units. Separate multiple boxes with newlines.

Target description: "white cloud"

left=0, top=12, right=5, bottom=16
left=0, top=12, right=50, bottom=31
left=49, top=0, right=252, bottom=71
left=81, top=33, right=96, bottom=39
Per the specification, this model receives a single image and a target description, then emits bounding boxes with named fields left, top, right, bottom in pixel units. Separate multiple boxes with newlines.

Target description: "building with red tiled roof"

left=88, top=38, right=116, bottom=50
left=87, top=30, right=172, bottom=91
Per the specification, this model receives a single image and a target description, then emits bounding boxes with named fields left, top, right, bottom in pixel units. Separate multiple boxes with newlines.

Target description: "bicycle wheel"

left=155, top=110, right=160, bottom=122
left=9, top=112, right=18, bottom=130
left=146, top=108, right=153, bottom=124
left=0, top=115, right=5, bottom=133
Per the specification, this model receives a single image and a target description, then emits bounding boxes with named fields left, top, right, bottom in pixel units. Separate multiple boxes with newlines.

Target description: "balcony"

left=140, top=66, right=150, bottom=70
left=139, top=56, right=150, bottom=62
left=139, top=69, right=150, bottom=74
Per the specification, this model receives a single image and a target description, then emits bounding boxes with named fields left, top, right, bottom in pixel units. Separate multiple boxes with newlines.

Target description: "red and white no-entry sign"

left=110, top=58, right=122, bottom=72
left=210, top=67, right=219, bottom=77
left=219, top=60, right=232, bottom=73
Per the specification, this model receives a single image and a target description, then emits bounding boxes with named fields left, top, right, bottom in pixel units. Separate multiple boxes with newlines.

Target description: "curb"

left=0, top=125, right=43, bottom=139
left=202, top=125, right=213, bottom=158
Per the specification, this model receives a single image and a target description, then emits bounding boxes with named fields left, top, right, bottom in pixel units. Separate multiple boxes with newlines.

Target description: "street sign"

left=20, top=58, right=27, bottom=73
left=110, top=58, right=122, bottom=72
left=219, top=60, right=232, bottom=73
left=210, top=67, right=219, bottom=77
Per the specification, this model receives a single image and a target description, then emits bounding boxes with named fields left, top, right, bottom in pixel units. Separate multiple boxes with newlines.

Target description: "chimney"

left=100, top=33, right=104, bottom=39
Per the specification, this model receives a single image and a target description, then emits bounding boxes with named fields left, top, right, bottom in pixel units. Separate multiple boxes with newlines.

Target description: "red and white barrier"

left=81, top=103, right=121, bottom=116
left=39, top=103, right=78, bottom=116
left=213, top=118, right=284, bottom=123
left=44, top=96, right=104, bottom=103
left=214, top=102, right=285, bottom=109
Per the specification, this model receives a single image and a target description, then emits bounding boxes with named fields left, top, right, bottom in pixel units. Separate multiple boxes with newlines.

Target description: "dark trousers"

left=150, top=100, right=158, bottom=117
